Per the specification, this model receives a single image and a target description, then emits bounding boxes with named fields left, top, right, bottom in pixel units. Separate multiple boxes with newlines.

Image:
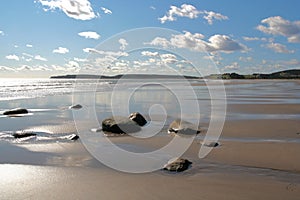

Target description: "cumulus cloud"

left=0, top=30, right=4, bottom=36
left=202, top=10, right=228, bottom=25
left=26, top=44, right=33, bottom=48
left=6, top=54, right=20, bottom=61
left=159, top=4, right=200, bottom=23
left=145, top=37, right=171, bottom=48
left=159, top=4, right=228, bottom=25
left=148, top=31, right=247, bottom=53
left=53, top=47, right=69, bottom=54
left=160, top=53, right=178, bottom=64
left=66, top=60, right=79, bottom=68
left=257, top=16, right=300, bottom=43
left=206, top=34, right=248, bottom=53
left=34, top=55, right=47, bottom=61
left=141, top=51, right=159, bottom=57
left=101, top=7, right=112, bottom=14
left=78, top=31, right=100, bottom=39
left=118, top=38, right=128, bottom=51
left=264, top=42, right=294, bottom=53
left=37, top=0, right=98, bottom=20
left=0, top=65, right=16, bottom=71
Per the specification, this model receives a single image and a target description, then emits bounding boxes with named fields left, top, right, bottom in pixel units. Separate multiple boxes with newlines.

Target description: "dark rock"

left=13, top=132, right=36, bottom=139
left=203, top=142, right=220, bottom=147
left=168, top=119, right=200, bottom=136
left=69, top=134, right=79, bottom=141
left=3, top=108, right=29, bottom=115
left=102, top=116, right=141, bottom=134
left=129, top=112, right=147, bottom=126
left=69, top=104, right=82, bottom=109
left=163, top=158, right=192, bottom=172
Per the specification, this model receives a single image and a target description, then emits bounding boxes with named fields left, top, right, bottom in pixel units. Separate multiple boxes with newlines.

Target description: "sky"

left=0, top=0, right=300, bottom=78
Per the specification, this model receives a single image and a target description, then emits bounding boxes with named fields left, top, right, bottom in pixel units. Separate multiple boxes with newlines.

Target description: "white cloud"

left=53, top=47, right=69, bottom=54
left=26, top=44, right=33, bottom=48
left=257, top=16, right=300, bottom=43
left=0, top=65, right=16, bottom=71
left=202, top=10, right=228, bottom=25
left=224, top=62, right=240, bottom=70
left=141, top=51, right=159, bottom=57
left=101, top=7, right=112, bottom=14
left=22, top=53, right=34, bottom=58
left=83, top=48, right=128, bottom=57
left=74, top=57, right=87, bottom=62
left=34, top=55, right=47, bottom=61
left=37, top=0, right=98, bottom=20
left=0, top=30, right=4, bottom=36
left=239, top=56, right=253, bottom=62
left=148, top=31, right=247, bottom=53
left=78, top=31, right=100, bottom=39
left=150, top=6, right=156, bottom=10
left=160, top=53, right=178, bottom=64
left=6, top=54, right=19, bottom=61
left=159, top=4, right=200, bottom=23
left=242, top=36, right=267, bottom=42
left=264, top=42, right=294, bottom=53
left=280, top=59, right=300, bottom=66
left=66, top=60, right=79, bottom=68
left=159, top=4, right=228, bottom=25
left=206, top=34, right=248, bottom=53
left=145, top=37, right=171, bottom=48
left=118, top=38, right=128, bottom=51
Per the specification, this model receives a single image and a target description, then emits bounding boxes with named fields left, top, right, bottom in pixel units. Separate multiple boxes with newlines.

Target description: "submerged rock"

left=69, top=104, right=82, bottom=110
left=163, top=158, right=192, bottom=172
left=101, top=112, right=147, bottom=134
left=69, top=134, right=79, bottom=141
left=129, top=112, right=147, bottom=126
left=3, top=108, right=29, bottom=116
left=202, top=141, right=220, bottom=147
left=168, top=119, right=200, bottom=136
left=13, top=132, right=36, bottom=139
left=102, top=116, right=141, bottom=134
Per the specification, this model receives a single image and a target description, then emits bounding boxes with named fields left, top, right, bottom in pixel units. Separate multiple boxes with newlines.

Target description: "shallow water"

left=0, top=79, right=299, bottom=144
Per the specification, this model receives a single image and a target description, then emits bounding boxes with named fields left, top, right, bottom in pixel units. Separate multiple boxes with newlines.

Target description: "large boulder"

left=163, top=158, right=192, bottom=172
left=129, top=112, right=147, bottom=126
left=3, top=108, right=28, bottom=116
left=102, top=116, right=141, bottom=134
left=168, top=119, right=200, bottom=136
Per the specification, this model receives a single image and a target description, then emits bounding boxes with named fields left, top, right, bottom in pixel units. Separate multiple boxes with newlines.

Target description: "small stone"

left=203, top=142, right=220, bottom=147
left=163, top=158, right=192, bottom=172
left=69, top=134, right=79, bottom=141
left=69, top=104, right=82, bottom=110
left=168, top=119, right=200, bottom=136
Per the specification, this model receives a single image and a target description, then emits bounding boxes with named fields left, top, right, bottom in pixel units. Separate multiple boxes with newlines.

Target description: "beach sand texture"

left=0, top=79, right=300, bottom=199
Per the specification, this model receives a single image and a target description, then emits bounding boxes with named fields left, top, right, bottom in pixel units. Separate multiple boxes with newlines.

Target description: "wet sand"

left=1, top=80, right=300, bottom=199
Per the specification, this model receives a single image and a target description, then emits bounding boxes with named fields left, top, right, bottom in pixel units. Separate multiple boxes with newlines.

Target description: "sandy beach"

left=0, top=79, right=300, bottom=199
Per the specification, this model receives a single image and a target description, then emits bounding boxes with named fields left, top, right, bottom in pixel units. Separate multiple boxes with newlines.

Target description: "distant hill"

left=206, top=69, right=300, bottom=79
left=50, top=69, right=300, bottom=80
left=50, top=74, right=201, bottom=79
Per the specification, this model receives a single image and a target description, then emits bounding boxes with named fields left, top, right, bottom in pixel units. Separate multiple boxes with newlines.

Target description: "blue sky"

left=0, top=0, right=300, bottom=77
